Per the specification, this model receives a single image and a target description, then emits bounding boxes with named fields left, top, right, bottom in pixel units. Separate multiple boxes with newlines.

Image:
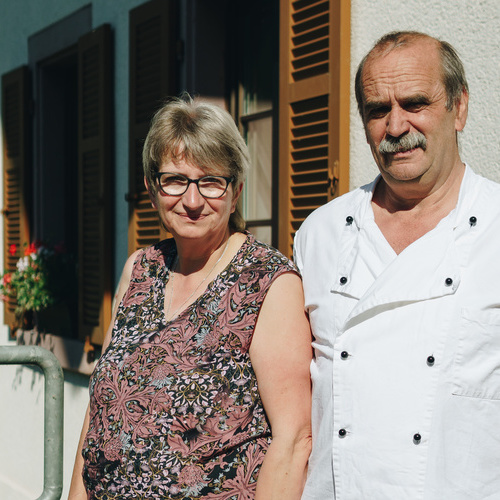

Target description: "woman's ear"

left=144, top=177, right=158, bottom=209
left=231, top=182, right=244, bottom=213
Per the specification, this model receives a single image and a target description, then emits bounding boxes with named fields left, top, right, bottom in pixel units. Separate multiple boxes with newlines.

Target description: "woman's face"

left=146, top=158, right=242, bottom=246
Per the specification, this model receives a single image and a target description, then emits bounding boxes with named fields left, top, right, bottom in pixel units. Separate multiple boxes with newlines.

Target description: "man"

left=294, top=31, right=500, bottom=499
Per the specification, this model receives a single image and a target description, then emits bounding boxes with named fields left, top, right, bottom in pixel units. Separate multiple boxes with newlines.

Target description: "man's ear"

left=361, top=113, right=372, bottom=144
left=454, top=88, right=469, bottom=132
left=365, top=125, right=371, bottom=144
left=144, top=176, right=158, bottom=209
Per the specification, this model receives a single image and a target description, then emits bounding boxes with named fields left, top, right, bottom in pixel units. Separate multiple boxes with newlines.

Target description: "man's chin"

left=379, top=163, right=427, bottom=184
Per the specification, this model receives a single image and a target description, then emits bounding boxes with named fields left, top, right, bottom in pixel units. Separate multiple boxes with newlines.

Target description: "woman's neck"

left=174, top=230, right=232, bottom=275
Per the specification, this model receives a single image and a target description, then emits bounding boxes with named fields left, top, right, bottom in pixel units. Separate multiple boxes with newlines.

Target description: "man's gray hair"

left=355, top=31, right=469, bottom=121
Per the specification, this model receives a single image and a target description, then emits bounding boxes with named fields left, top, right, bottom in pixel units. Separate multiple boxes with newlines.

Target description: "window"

left=128, top=0, right=179, bottom=255
left=230, top=0, right=279, bottom=247
left=1, top=67, right=31, bottom=329
left=1, top=8, right=113, bottom=352
left=36, top=46, right=79, bottom=336
left=123, top=0, right=350, bottom=261
left=278, top=0, right=351, bottom=256
left=127, top=0, right=279, bottom=250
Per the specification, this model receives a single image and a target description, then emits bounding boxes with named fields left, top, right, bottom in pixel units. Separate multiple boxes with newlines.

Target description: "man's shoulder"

left=469, top=167, right=500, bottom=193
left=293, top=181, right=375, bottom=265
left=298, top=181, right=373, bottom=234
left=464, top=166, right=500, bottom=213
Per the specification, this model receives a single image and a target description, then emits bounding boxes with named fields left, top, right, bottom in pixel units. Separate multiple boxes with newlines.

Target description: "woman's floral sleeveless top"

left=82, top=233, right=297, bottom=499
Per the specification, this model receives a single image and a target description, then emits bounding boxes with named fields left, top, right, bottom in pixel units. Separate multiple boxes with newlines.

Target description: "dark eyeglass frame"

left=154, top=172, right=234, bottom=199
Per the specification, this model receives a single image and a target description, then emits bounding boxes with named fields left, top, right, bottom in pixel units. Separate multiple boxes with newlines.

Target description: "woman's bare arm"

left=67, top=405, right=90, bottom=499
left=67, top=250, right=141, bottom=498
left=250, top=272, right=312, bottom=500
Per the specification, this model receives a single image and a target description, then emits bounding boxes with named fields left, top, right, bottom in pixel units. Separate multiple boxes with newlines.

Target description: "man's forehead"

left=369, top=35, right=438, bottom=60
left=362, top=41, right=443, bottom=98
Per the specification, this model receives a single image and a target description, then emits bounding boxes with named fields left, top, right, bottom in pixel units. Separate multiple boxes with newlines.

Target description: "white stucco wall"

left=0, top=359, right=89, bottom=499
left=349, top=0, right=500, bottom=189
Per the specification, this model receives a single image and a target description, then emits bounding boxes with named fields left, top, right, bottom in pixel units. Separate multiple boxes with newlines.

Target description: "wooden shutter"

left=77, top=24, right=113, bottom=344
left=128, top=0, right=178, bottom=254
left=1, top=66, right=31, bottom=326
left=278, top=0, right=350, bottom=255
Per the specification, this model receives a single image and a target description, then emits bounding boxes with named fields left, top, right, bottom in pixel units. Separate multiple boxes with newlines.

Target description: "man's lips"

left=385, top=146, right=421, bottom=157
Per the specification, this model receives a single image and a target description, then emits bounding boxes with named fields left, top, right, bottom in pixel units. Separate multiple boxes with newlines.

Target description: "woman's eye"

left=163, top=175, right=185, bottom=185
left=200, top=177, right=223, bottom=187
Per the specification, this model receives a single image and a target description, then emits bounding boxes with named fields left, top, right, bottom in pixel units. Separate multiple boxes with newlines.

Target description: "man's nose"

left=385, top=107, right=410, bottom=138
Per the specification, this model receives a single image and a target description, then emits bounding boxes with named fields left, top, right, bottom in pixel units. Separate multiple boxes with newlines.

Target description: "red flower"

left=8, top=244, right=16, bottom=256
left=3, top=273, right=12, bottom=285
left=24, top=242, right=37, bottom=256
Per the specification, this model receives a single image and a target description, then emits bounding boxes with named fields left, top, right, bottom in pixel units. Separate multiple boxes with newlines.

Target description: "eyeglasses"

left=154, top=172, right=234, bottom=199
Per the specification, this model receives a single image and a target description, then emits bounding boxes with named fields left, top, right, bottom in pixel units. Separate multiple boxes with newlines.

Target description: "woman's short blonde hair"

left=143, top=95, right=249, bottom=232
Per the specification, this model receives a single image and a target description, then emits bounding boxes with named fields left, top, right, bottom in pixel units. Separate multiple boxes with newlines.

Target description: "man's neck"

left=371, top=163, right=465, bottom=254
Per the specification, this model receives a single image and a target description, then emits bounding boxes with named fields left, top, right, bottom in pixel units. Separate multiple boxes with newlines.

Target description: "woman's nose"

left=182, top=182, right=205, bottom=209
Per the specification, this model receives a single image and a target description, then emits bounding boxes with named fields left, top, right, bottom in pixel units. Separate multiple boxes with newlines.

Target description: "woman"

left=69, top=96, right=312, bottom=499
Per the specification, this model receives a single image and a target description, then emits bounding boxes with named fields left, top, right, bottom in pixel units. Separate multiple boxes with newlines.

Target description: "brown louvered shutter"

left=128, top=0, right=178, bottom=254
left=77, top=25, right=113, bottom=344
left=279, top=0, right=350, bottom=256
left=1, top=66, right=31, bottom=326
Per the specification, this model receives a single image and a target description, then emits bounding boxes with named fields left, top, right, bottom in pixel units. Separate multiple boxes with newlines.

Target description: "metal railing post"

left=0, top=345, right=64, bottom=500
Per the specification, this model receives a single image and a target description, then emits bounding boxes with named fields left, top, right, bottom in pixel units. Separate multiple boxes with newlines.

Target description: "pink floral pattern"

left=82, top=233, right=297, bottom=498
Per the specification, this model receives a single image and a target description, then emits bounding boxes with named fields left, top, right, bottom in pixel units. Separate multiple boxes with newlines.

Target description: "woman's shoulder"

left=126, top=239, right=176, bottom=278
left=241, top=232, right=297, bottom=273
left=141, top=238, right=176, bottom=262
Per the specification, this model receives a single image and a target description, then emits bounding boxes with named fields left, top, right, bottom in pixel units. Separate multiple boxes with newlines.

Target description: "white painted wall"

left=0, top=353, right=89, bottom=499
left=349, top=0, right=500, bottom=189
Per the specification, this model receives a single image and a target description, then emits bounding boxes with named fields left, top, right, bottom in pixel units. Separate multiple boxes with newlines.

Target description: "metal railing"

left=0, top=345, right=64, bottom=500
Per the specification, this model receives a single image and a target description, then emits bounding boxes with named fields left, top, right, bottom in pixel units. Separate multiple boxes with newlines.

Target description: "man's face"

left=361, top=39, right=468, bottom=192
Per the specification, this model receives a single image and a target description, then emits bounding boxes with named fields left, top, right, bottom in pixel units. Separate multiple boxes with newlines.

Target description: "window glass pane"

left=247, top=225, right=272, bottom=246
left=240, top=3, right=275, bottom=115
left=243, top=116, right=272, bottom=221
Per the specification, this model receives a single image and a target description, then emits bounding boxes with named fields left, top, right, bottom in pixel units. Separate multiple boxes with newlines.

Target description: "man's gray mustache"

left=379, top=133, right=427, bottom=154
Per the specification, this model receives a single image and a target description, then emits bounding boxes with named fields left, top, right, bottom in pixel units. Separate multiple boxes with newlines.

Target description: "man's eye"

left=366, top=107, right=389, bottom=119
left=405, top=102, right=427, bottom=112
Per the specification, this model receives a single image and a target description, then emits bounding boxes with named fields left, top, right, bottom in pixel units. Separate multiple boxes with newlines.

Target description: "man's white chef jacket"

left=294, top=166, right=500, bottom=499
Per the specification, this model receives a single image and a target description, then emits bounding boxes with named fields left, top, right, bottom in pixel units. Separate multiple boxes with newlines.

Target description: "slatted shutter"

left=279, top=0, right=350, bottom=255
left=128, top=0, right=178, bottom=254
left=77, top=24, right=113, bottom=344
left=1, top=66, right=31, bottom=326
